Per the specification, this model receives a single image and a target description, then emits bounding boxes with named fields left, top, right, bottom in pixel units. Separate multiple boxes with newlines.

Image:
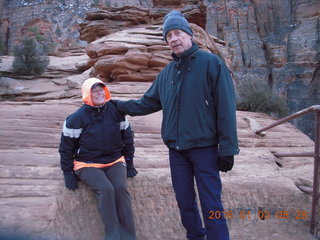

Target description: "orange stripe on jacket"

left=73, top=156, right=125, bottom=171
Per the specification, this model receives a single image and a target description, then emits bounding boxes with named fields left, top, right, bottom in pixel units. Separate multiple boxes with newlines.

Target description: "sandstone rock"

left=80, top=7, right=151, bottom=43
left=265, top=42, right=287, bottom=68
left=43, top=55, right=89, bottom=78
left=77, top=4, right=236, bottom=83
left=79, top=4, right=207, bottom=44
left=84, top=23, right=229, bottom=82
left=53, top=47, right=87, bottom=57
left=0, top=54, right=89, bottom=80
left=0, top=55, right=90, bottom=101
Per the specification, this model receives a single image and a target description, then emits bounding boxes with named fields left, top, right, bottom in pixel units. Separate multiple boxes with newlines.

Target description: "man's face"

left=91, top=85, right=106, bottom=106
left=166, top=29, right=192, bottom=56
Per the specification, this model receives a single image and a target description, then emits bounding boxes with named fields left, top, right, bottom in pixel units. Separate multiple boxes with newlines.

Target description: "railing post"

left=311, top=111, right=320, bottom=235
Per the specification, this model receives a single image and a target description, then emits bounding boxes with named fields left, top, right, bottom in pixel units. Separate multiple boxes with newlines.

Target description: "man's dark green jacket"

left=117, top=43, right=239, bottom=156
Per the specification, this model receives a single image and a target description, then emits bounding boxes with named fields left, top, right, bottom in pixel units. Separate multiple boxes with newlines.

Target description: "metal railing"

left=255, top=105, right=320, bottom=236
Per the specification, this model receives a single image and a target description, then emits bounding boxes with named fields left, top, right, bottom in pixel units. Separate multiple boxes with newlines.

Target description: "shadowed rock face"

left=203, top=0, right=320, bottom=139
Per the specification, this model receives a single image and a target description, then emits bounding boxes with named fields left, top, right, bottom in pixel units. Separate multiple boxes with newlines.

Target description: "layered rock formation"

left=83, top=22, right=225, bottom=82
left=78, top=4, right=216, bottom=82
left=79, top=3, right=206, bottom=43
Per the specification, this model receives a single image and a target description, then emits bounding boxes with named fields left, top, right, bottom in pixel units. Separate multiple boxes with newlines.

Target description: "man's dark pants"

left=76, top=162, right=136, bottom=240
left=169, top=146, right=230, bottom=240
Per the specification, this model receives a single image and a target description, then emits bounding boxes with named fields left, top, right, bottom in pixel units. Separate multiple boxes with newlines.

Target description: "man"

left=116, top=10, right=239, bottom=240
left=59, top=77, right=138, bottom=240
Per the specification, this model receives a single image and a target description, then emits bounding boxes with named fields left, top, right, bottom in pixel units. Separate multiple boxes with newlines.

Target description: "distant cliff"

left=0, top=0, right=319, bottom=138
left=204, top=0, right=320, bottom=139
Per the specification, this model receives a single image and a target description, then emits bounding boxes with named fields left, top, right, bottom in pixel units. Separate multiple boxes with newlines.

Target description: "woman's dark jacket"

left=59, top=102, right=134, bottom=172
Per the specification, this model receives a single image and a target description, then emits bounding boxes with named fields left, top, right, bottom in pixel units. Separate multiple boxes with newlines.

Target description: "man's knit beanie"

left=163, top=10, right=193, bottom=42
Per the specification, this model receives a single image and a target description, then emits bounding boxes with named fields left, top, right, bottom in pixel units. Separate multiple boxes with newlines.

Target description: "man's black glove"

left=63, top=171, right=79, bottom=190
left=125, top=158, right=138, bottom=177
left=218, top=156, right=234, bottom=173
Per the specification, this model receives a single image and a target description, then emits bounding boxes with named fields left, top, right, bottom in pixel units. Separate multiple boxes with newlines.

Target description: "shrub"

left=12, top=37, right=50, bottom=76
left=236, top=78, right=288, bottom=118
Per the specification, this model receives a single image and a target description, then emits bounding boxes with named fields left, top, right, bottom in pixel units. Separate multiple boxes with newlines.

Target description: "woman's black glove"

left=63, top=171, right=79, bottom=190
left=218, top=156, right=234, bottom=172
left=125, top=158, right=138, bottom=177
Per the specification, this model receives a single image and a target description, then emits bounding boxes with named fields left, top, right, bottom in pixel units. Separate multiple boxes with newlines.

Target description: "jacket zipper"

left=175, top=68, right=187, bottom=150
left=173, top=48, right=198, bottom=150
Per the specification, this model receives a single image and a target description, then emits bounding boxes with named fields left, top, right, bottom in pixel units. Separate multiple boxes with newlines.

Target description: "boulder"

left=84, top=23, right=228, bottom=82
left=79, top=4, right=207, bottom=43
left=77, top=4, right=235, bottom=83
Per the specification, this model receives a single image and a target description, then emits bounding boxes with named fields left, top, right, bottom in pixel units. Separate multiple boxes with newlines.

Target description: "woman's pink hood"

left=81, top=78, right=111, bottom=106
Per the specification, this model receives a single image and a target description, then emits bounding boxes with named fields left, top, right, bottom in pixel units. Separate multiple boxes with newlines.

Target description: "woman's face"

left=91, top=85, right=106, bottom=106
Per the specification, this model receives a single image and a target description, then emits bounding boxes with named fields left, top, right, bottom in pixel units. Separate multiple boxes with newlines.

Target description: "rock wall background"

left=0, top=0, right=319, bottom=139
left=204, top=0, right=320, bottom=140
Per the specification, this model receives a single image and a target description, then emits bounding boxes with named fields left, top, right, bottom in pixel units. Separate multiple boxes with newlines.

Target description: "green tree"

left=12, top=37, right=50, bottom=76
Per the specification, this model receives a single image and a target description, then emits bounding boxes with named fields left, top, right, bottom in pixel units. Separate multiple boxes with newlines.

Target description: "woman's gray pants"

left=76, top=162, right=136, bottom=240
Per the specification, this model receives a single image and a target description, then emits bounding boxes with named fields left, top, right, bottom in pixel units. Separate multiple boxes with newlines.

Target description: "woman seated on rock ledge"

left=58, top=77, right=138, bottom=240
